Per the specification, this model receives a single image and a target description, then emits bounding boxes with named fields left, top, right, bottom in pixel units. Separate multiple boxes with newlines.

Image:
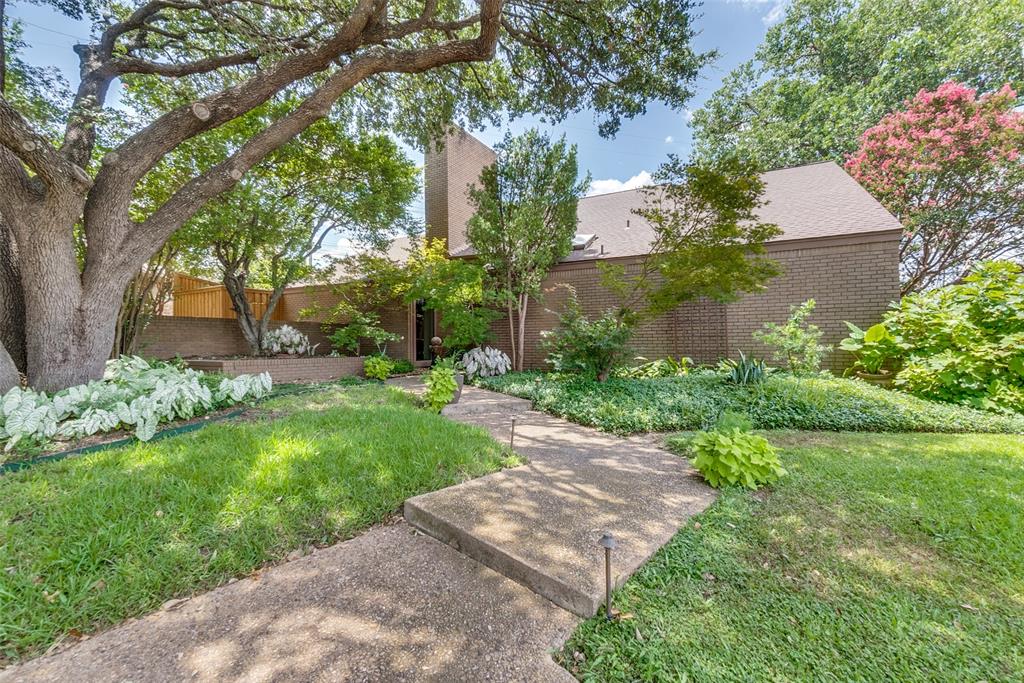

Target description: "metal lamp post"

left=597, top=533, right=617, bottom=620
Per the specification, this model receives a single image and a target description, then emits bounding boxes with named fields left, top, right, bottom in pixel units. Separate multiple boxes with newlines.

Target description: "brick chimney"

left=424, top=127, right=497, bottom=255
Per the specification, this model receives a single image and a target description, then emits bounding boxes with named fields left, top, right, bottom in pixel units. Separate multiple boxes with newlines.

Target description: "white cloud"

left=718, top=0, right=788, bottom=25
left=664, top=135, right=674, bottom=144
left=762, top=1, right=786, bottom=24
left=588, top=170, right=654, bottom=197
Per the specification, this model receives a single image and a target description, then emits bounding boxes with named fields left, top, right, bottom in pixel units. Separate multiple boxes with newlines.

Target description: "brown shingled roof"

left=450, top=161, right=903, bottom=262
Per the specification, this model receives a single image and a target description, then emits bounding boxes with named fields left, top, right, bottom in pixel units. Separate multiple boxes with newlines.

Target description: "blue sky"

left=8, top=0, right=785, bottom=252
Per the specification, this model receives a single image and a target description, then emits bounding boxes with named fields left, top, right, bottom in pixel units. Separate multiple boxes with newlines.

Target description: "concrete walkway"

left=3, top=380, right=714, bottom=682
left=398, top=379, right=716, bottom=616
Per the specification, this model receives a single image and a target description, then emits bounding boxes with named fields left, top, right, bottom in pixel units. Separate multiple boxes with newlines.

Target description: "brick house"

left=390, top=127, right=903, bottom=371
left=147, top=127, right=902, bottom=372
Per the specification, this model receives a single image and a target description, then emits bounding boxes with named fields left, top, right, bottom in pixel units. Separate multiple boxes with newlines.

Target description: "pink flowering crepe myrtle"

left=845, top=82, right=1024, bottom=294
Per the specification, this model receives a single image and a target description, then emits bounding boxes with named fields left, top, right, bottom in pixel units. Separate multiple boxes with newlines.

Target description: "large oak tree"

left=0, top=0, right=711, bottom=392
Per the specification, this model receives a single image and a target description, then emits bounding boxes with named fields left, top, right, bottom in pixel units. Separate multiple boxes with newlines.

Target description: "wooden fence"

left=171, top=274, right=286, bottom=321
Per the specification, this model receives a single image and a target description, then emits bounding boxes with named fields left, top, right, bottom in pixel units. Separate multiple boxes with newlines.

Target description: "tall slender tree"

left=0, top=0, right=711, bottom=392
left=466, top=129, right=589, bottom=371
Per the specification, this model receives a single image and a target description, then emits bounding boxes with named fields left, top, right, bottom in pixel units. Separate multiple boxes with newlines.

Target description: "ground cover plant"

left=562, top=432, right=1024, bottom=681
left=0, top=382, right=516, bottom=663
left=476, top=371, right=1024, bottom=434
left=0, top=357, right=271, bottom=454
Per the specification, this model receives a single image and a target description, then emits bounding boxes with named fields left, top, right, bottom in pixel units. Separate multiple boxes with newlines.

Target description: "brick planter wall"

left=139, top=316, right=335, bottom=360
left=186, top=356, right=365, bottom=383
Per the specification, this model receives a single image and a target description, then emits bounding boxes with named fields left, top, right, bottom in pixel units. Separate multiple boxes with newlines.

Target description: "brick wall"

left=481, top=236, right=900, bottom=371
left=139, top=316, right=336, bottom=359
left=484, top=258, right=728, bottom=369
left=726, top=236, right=901, bottom=371
left=186, top=356, right=365, bottom=383
left=425, top=128, right=496, bottom=254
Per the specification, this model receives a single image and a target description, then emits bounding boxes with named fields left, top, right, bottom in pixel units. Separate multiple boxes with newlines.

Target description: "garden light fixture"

left=598, top=532, right=617, bottom=620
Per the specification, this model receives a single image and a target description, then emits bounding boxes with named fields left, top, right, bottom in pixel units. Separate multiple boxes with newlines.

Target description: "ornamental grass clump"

left=687, top=411, right=785, bottom=490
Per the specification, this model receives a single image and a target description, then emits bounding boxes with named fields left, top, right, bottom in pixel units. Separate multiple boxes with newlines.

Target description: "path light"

left=598, top=532, right=617, bottom=620
left=509, top=416, right=517, bottom=450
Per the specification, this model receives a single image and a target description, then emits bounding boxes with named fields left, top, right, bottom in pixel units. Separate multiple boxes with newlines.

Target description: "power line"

left=13, top=18, right=88, bottom=42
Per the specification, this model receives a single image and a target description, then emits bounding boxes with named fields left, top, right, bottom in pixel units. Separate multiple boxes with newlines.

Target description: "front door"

left=414, top=299, right=435, bottom=361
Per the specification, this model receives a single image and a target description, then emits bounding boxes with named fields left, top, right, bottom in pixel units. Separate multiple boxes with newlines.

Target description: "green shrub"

left=329, top=311, right=402, bottom=356
left=720, top=351, right=769, bottom=385
left=363, top=355, right=393, bottom=381
left=476, top=371, right=1024, bottom=435
left=839, top=322, right=900, bottom=374
left=613, top=356, right=692, bottom=379
left=423, top=360, right=457, bottom=413
left=844, top=261, right=1024, bottom=414
left=541, top=287, right=634, bottom=381
left=687, top=425, right=785, bottom=489
left=389, top=358, right=415, bottom=375
left=753, top=299, right=831, bottom=373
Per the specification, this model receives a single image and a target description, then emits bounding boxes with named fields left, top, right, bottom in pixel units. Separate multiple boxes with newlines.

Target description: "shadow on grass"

left=0, top=385, right=511, bottom=664
left=561, top=432, right=1024, bottom=682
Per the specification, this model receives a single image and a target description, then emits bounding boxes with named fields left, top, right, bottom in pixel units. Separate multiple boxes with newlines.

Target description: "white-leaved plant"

left=0, top=357, right=272, bottom=452
left=460, top=346, right=512, bottom=379
left=261, top=325, right=311, bottom=355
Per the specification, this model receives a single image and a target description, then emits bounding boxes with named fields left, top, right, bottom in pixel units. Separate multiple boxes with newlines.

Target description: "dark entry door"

left=415, top=299, right=435, bottom=361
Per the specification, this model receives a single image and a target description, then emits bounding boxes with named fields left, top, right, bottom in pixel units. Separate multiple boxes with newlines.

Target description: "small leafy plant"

left=840, top=322, right=899, bottom=374
left=689, top=411, right=785, bottom=489
left=460, top=346, right=512, bottom=380
left=613, top=356, right=692, bottom=379
left=262, top=325, right=311, bottom=355
left=753, top=299, right=831, bottom=374
left=542, top=287, right=634, bottom=381
left=363, top=355, right=393, bottom=381
left=389, top=358, right=415, bottom=375
left=329, top=311, right=403, bottom=356
left=720, top=351, right=769, bottom=385
left=423, top=359, right=457, bottom=413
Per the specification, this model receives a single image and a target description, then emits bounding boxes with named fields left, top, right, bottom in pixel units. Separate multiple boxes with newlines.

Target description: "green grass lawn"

left=477, top=372, right=1024, bottom=434
left=0, top=382, right=516, bottom=664
left=562, top=432, right=1024, bottom=682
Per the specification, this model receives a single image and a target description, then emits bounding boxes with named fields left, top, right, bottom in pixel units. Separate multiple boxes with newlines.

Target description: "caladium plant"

left=0, top=357, right=272, bottom=452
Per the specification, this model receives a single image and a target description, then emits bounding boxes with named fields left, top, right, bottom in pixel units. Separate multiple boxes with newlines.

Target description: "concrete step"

left=404, top=409, right=716, bottom=617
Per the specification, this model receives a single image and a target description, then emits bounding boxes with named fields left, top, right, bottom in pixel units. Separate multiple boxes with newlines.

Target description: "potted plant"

left=839, top=322, right=899, bottom=386
left=449, top=356, right=465, bottom=403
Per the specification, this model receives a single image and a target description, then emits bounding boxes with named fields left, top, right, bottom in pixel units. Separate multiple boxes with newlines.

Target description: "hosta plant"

left=689, top=415, right=785, bottom=490
left=423, top=360, right=457, bottom=413
left=262, top=325, right=311, bottom=355
left=0, top=357, right=272, bottom=452
left=460, top=346, right=512, bottom=380
left=363, top=355, right=393, bottom=381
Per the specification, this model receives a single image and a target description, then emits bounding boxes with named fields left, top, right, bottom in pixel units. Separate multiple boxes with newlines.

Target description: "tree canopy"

left=466, top=129, right=590, bottom=370
left=846, top=82, right=1024, bottom=293
left=0, top=0, right=712, bottom=392
left=691, top=0, right=1023, bottom=169
left=601, top=155, right=781, bottom=322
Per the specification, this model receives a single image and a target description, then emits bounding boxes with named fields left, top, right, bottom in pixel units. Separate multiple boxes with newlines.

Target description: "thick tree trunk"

left=0, top=343, right=16, bottom=393
left=223, top=271, right=263, bottom=355
left=16, top=206, right=128, bottom=392
left=0, top=216, right=25, bottom=379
